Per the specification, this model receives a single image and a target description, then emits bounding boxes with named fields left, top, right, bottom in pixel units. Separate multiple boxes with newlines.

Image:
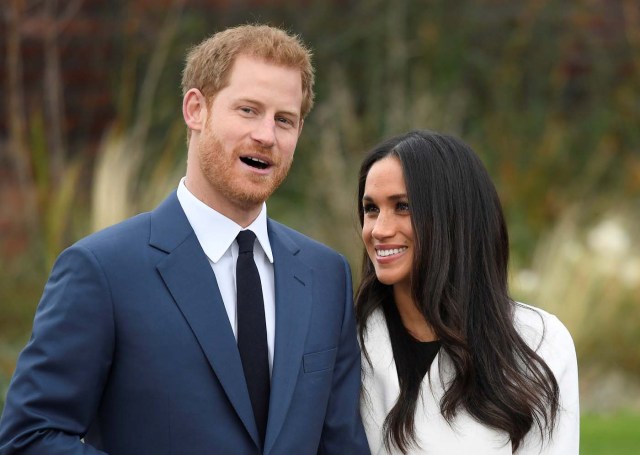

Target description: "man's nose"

left=251, top=118, right=276, bottom=148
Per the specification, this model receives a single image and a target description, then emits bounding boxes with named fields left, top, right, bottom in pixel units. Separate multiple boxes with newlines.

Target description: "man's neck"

left=183, top=178, right=263, bottom=228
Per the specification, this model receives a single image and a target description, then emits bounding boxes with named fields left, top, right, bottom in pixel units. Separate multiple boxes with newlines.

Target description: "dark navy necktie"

left=236, top=230, right=270, bottom=446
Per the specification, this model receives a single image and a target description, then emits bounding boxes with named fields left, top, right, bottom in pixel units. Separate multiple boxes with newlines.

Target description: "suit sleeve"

left=317, top=256, right=370, bottom=455
left=0, top=245, right=113, bottom=455
left=518, top=315, right=580, bottom=455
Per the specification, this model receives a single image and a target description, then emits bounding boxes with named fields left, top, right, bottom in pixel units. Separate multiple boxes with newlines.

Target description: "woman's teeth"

left=377, top=247, right=407, bottom=257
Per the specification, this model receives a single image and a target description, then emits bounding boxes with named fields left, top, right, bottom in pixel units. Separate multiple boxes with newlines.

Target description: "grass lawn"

left=580, top=412, right=640, bottom=455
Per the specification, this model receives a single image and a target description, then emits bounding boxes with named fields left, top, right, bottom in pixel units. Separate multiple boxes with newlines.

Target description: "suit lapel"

left=264, top=221, right=313, bottom=454
left=150, top=193, right=260, bottom=447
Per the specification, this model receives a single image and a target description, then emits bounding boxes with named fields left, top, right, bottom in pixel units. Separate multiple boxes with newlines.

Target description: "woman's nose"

left=371, top=212, right=394, bottom=239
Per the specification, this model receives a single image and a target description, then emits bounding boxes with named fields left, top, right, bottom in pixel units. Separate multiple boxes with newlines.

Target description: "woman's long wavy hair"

left=356, top=130, right=559, bottom=453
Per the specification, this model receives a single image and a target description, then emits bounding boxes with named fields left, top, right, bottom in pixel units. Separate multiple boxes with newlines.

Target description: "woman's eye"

left=397, top=202, right=410, bottom=212
left=362, top=204, right=378, bottom=214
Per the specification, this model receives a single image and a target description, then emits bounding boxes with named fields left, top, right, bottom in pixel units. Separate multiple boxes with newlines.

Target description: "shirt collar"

left=176, top=178, right=273, bottom=263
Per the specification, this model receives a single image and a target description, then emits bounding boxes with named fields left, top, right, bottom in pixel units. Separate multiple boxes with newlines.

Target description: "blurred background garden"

left=1, top=0, right=639, bottom=452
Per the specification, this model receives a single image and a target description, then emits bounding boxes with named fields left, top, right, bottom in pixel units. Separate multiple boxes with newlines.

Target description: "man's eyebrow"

left=235, top=98, right=301, bottom=119
left=275, top=108, right=301, bottom=123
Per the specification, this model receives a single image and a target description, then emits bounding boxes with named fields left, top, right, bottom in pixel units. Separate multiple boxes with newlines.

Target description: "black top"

left=383, top=299, right=441, bottom=382
left=407, top=333, right=440, bottom=380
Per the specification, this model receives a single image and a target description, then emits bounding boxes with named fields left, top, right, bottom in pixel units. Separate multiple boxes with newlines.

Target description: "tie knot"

left=237, top=230, right=257, bottom=254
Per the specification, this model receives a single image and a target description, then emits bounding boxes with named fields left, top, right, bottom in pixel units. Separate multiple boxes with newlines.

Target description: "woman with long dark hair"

left=356, top=130, right=579, bottom=454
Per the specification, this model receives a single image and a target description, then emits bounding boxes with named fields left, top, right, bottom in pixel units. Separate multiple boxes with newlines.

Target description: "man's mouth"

left=240, top=156, right=270, bottom=170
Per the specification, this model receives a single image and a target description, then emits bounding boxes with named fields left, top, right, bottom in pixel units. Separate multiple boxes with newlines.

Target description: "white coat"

left=361, top=303, right=580, bottom=454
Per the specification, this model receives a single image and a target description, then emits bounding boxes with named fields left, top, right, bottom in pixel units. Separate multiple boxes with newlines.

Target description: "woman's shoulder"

left=361, top=308, right=391, bottom=348
left=360, top=308, right=397, bottom=373
left=512, top=301, right=576, bottom=356
left=513, top=303, right=580, bottom=453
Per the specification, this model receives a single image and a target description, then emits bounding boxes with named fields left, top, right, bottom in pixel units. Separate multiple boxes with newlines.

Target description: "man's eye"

left=276, top=116, right=295, bottom=127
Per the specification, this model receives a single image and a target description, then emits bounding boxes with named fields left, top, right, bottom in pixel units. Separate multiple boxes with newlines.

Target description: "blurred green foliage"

left=581, top=412, right=640, bottom=455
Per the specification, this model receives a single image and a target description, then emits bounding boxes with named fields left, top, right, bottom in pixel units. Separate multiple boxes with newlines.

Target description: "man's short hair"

left=181, top=24, right=315, bottom=119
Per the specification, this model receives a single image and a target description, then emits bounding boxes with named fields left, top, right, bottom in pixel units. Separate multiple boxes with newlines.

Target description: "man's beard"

left=198, top=128, right=293, bottom=209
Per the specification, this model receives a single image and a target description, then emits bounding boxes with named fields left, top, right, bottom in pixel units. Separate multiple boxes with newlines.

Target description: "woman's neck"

left=393, top=284, right=437, bottom=342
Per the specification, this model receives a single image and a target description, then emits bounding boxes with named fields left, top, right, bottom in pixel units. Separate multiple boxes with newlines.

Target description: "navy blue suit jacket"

left=0, top=192, right=369, bottom=454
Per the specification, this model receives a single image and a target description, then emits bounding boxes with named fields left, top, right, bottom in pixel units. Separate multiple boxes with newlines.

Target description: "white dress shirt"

left=176, top=178, right=276, bottom=374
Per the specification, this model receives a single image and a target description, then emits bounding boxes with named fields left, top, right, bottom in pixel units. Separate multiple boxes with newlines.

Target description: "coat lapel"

left=264, top=221, right=313, bottom=454
left=149, top=193, right=260, bottom=447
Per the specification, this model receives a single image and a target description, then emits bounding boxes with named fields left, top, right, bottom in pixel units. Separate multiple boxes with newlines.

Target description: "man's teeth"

left=241, top=156, right=269, bottom=169
left=376, top=247, right=407, bottom=257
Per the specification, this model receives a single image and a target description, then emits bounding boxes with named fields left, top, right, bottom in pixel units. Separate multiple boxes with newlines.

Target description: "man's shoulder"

left=74, top=192, right=180, bottom=253
left=81, top=211, right=151, bottom=244
left=68, top=212, right=153, bottom=262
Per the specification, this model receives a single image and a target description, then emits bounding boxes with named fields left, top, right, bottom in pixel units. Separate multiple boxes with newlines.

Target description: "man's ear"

left=183, top=88, right=207, bottom=132
left=297, top=118, right=304, bottom=138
